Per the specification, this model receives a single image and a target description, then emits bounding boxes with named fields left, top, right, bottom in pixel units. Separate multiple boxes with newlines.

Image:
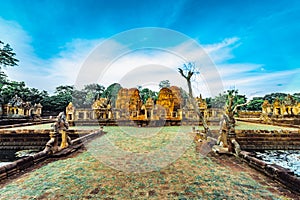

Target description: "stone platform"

left=74, top=119, right=221, bottom=127
left=0, top=129, right=96, bottom=161
left=236, top=130, right=300, bottom=150
left=0, top=130, right=105, bottom=182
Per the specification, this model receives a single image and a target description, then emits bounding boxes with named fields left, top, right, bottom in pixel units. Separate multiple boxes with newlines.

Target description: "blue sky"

left=0, top=0, right=299, bottom=98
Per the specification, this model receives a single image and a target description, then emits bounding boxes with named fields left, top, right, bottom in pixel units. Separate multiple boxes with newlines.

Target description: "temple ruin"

left=0, top=95, right=42, bottom=119
left=67, top=86, right=216, bottom=126
left=260, top=95, right=300, bottom=124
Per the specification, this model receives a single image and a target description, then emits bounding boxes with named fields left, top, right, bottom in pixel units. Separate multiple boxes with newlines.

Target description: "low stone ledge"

left=4, top=162, right=18, bottom=177
left=277, top=172, right=300, bottom=193
left=248, top=156, right=267, bottom=169
left=0, top=130, right=105, bottom=183
left=240, top=151, right=300, bottom=194
left=16, top=156, right=34, bottom=172
left=0, top=120, right=54, bottom=129
left=0, top=129, right=94, bottom=135
left=0, top=166, right=7, bottom=180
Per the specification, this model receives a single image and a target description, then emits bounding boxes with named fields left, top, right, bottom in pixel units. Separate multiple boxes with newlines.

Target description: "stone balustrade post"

left=60, top=129, right=68, bottom=149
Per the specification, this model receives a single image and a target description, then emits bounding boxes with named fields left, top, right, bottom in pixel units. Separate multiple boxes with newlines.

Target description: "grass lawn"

left=0, top=126, right=290, bottom=199
left=3, top=120, right=297, bottom=131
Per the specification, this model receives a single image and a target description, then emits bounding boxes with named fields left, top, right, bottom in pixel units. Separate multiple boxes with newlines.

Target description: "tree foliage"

left=101, top=83, right=122, bottom=107
left=209, top=90, right=247, bottom=111
left=139, top=87, right=158, bottom=103
left=159, top=80, right=170, bottom=89
left=1, top=80, right=48, bottom=105
left=293, top=93, right=300, bottom=102
left=0, top=41, right=19, bottom=69
left=0, top=41, right=19, bottom=104
left=244, top=97, right=264, bottom=111
left=263, top=93, right=287, bottom=104
left=41, top=85, right=73, bottom=113
left=73, top=84, right=105, bottom=108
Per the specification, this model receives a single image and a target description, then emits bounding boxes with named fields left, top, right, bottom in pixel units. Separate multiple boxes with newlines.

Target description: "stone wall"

left=0, top=130, right=105, bottom=182
left=0, top=129, right=94, bottom=154
left=238, top=111, right=261, bottom=118
left=239, top=151, right=300, bottom=194
left=238, top=118, right=300, bottom=128
left=236, top=130, right=300, bottom=150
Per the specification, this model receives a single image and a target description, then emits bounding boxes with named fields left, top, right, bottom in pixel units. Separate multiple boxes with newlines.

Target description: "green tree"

left=55, top=85, right=73, bottom=96
left=0, top=71, right=8, bottom=88
left=1, top=81, right=27, bottom=103
left=159, top=80, right=170, bottom=89
left=101, top=83, right=122, bottom=107
left=0, top=41, right=18, bottom=105
left=224, top=89, right=247, bottom=115
left=293, top=93, right=300, bottom=102
left=263, top=93, right=287, bottom=104
left=211, top=92, right=227, bottom=108
left=0, top=41, right=19, bottom=69
left=83, top=83, right=105, bottom=101
left=210, top=90, right=247, bottom=110
left=73, top=84, right=105, bottom=108
left=245, top=97, right=264, bottom=111
left=42, top=85, right=73, bottom=113
left=1, top=79, right=49, bottom=106
left=139, top=87, right=158, bottom=103
left=72, top=89, right=87, bottom=108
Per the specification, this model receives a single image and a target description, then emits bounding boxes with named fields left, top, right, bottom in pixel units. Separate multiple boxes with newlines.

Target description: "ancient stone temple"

left=142, top=97, right=155, bottom=120
left=196, top=95, right=208, bottom=118
left=1, top=95, right=42, bottom=118
left=156, top=87, right=177, bottom=119
left=182, top=95, right=208, bottom=120
left=33, top=103, right=43, bottom=117
left=262, top=95, right=300, bottom=118
left=115, top=88, right=142, bottom=119
left=169, top=86, right=183, bottom=110
left=92, top=98, right=112, bottom=120
left=260, top=95, right=300, bottom=126
left=261, top=100, right=272, bottom=114
left=273, top=98, right=283, bottom=116
left=66, top=102, right=75, bottom=122
left=283, top=94, right=298, bottom=115
left=294, top=102, right=300, bottom=116
left=66, top=85, right=212, bottom=126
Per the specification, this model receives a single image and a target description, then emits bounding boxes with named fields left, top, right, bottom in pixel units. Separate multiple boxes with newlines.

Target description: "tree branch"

left=233, top=101, right=250, bottom=113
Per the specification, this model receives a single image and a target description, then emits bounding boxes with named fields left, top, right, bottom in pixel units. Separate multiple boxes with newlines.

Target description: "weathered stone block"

left=0, top=166, right=7, bottom=180
left=4, top=162, right=18, bottom=177
left=32, top=151, right=47, bottom=164
left=16, top=156, right=34, bottom=171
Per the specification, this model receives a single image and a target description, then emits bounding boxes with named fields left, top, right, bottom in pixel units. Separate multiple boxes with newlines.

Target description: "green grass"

left=235, top=121, right=297, bottom=131
left=0, top=126, right=288, bottom=199
left=4, top=120, right=297, bottom=132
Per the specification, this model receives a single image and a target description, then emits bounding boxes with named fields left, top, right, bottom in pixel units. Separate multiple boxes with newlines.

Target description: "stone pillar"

left=60, top=130, right=68, bottom=149
left=84, top=111, right=88, bottom=120
left=178, top=109, right=182, bottom=120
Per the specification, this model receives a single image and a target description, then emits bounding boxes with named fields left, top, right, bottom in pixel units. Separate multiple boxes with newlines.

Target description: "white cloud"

left=46, top=38, right=103, bottom=92
left=1, top=17, right=102, bottom=93
left=0, top=17, right=44, bottom=79
left=1, top=18, right=297, bottom=98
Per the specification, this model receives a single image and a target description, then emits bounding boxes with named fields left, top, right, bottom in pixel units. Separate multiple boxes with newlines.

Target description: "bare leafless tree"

left=178, top=62, right=211, bottom=136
